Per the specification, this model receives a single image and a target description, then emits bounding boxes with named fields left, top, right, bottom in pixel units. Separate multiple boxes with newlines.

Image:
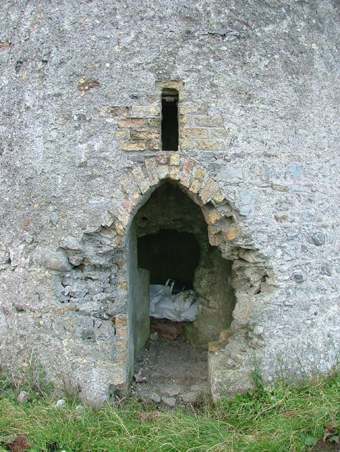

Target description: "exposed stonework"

left=0, top=0, right=340, bottom=405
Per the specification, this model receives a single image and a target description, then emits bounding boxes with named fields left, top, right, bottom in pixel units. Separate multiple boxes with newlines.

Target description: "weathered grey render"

left=0, top=0, right=339, bottom=404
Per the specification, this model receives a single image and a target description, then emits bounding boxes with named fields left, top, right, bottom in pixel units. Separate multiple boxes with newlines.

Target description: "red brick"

left=155, top=154, right=168, bottom=165
left=180, top=158, right=195, bottom=188
left=195, top=117, right=223, bottom=127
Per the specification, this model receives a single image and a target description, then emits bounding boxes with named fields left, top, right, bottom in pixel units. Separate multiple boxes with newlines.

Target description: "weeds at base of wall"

left=1, top=371, right=340, bottom=451
left=0, top=359, right=54, bottom=403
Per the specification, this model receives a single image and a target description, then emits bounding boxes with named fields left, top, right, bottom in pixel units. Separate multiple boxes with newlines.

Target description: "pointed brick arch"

left=115, top=153, right=276, bottom=398
left=116, top=153, right=238, bottom=247
left=58, top=152, right=276, bottom=401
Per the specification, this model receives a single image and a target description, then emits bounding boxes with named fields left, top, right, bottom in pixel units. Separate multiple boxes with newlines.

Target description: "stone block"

left=223, top=228, right=238, bottom=241
left=196, top=140, right=225, bottom=151
left=37, top=248, right=71, bottom=272
left=179, top=139, right=195, bottom=150
left=145, top=157, right=156, bottom=171
left=205, top=211, right=220, bottom=225
left=179, top=116, right=189, bottom=127
left=132, top=167, right=145, bottom=181
left=118, top=211, right=129, bottom=226
left=121, top=141, right=146, bottom=151
left=219, top=331, right=233, bottom=342
left=115, top=317, right=127, bottom=327
left=123, top=199, right=134, bottom=214
left=115, top=222, right=125, bottom=236
left=195, top=116, right=223, bottom=127
left=195, top=168, right=206, bottom=181
left=118, top=118, right=146, bottom=128
left=130, top=130, right=160, bottom=140
left=116, top=327, right=127, bottom=338
left=232, top=295, right=255, bottom=326
left=115, top=235, right=125, bottom=245
left=148, top=118, right=161, bottom=128
left=239, top=190, right=259, bottom=216
left=181, top=128, right=208, bottom=138
left=169, top=166, right=180, bottom=180
left=131, top=191, right=142, bottom=205
left=137, top=178, right=151, bottom=194
left=169, top=153, right=181, bottom=165
left=271, top=183, right=289, bottom=192
left=148, top=140, right=162, bottom=151
left=117, top=340, right=127, bottom=352
left=189, top=179, right=202, bottom=193
left=213, top=190, right=225, bottom=204
left=179, top=104, right=195, bottom=114
left=117, top=282, right=128, bottom=291
left=200, top=178, right=217, bottom=204
left=132, top=168, right=151, bottom=194
left=238, top=249, right=261, bottom=263
left=221, top=166, right=243, bottom=182
left=208, top=341, right=226, bottom=352
left=157, top=165, right=169, bottom=179
left=145, top=157, right=159, bottom=185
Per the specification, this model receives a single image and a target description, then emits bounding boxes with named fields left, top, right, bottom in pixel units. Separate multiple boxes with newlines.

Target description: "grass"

left=0, top=370, right=340, bottom=451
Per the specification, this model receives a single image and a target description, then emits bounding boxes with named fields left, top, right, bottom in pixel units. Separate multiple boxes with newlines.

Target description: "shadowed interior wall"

left=138, top=229, right=200, bottom=287
left=128, top=219, right=150, bottom=381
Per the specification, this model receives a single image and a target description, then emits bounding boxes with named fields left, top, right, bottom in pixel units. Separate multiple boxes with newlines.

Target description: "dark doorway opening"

left=161, top=89, right=179, bottom=150
left=138, top=229, right=200, bottom=288
left=129, top=181, right=235, bottom=404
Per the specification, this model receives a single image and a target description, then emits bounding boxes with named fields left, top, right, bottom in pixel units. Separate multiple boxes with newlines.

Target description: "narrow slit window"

left=161, top=89, right=179, bottom=151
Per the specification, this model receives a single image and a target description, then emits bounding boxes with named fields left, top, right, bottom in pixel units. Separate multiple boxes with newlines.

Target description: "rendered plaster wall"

left=0, top=0, right=340, bottom=403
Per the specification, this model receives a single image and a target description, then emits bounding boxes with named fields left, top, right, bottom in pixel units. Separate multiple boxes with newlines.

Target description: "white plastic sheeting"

left=149, top=284, right=199, bottom=322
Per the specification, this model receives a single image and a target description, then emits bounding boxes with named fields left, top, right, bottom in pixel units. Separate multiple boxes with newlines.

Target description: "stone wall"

left=0, top=0, right=340, bottom=404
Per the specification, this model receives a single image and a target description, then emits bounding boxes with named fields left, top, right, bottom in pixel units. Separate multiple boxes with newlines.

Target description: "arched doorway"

left=56, top=157, right=274, bottom=403
left=128, top=181, right=236, bottom=402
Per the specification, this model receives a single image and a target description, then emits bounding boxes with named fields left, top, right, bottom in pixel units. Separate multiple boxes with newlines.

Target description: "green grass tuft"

left=0, top=371, right=340, bottom=451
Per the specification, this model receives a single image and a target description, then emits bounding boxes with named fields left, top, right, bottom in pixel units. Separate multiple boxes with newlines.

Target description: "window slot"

left=161, top=89, right=179, bottom=151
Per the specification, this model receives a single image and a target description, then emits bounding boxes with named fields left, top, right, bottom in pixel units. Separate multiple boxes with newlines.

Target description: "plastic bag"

left=149, top=284, right=199, bottom=322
